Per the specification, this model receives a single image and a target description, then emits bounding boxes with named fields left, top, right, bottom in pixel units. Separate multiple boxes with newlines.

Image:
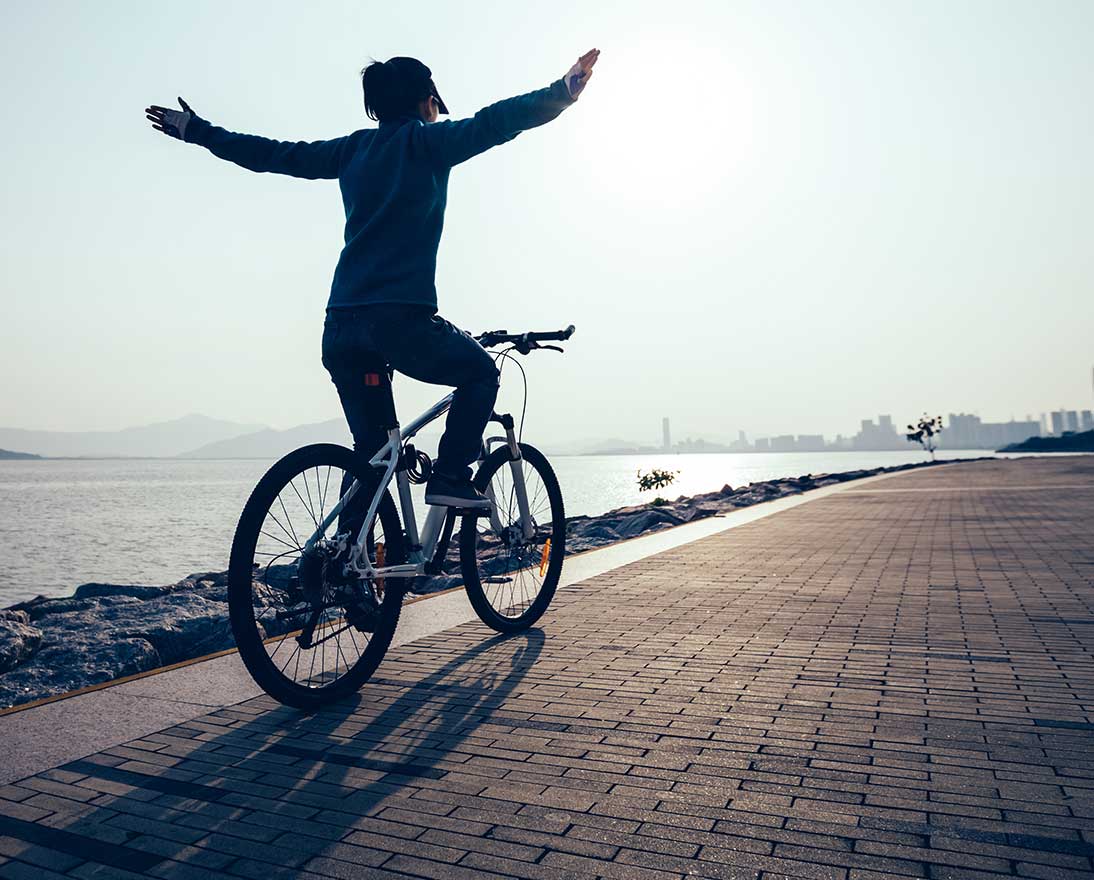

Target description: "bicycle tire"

left=460, top=442, right=565, bottom=632
left=228, top=443, right=405, bottom=709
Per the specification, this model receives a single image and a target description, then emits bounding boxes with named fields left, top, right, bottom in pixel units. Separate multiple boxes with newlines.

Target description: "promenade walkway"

left=1, top=457, right=1092, bottom=879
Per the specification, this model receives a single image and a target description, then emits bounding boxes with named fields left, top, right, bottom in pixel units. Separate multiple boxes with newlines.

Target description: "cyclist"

left=146, top=49, right=599, bottom=510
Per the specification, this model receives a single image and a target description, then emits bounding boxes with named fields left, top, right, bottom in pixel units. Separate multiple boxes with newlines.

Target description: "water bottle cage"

left=401, top=444, right=433, bottom=485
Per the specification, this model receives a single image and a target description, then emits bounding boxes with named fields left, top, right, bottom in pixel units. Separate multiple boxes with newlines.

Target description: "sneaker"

left=425, top=473, right=491, bottom=509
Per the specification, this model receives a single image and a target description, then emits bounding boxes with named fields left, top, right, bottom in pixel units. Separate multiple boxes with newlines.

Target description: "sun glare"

left=579, top=39, right=758, bottom=205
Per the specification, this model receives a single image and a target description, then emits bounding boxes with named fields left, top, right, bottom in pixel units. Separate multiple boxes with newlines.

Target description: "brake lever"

left=540, top=344, right=564, bottom=353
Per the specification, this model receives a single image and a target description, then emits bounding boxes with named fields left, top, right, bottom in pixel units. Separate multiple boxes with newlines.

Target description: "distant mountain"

left=179, top=419, right=352, bottom=459
left=0, top=448, right=43, bottom=460
left=0, top=414, right=268, bottom=459
left=544, top=437, right=646, bottom=456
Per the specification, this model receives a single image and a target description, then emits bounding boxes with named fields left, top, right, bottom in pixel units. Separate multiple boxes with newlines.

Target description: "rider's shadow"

left=102, top=628, right=549, bottom=874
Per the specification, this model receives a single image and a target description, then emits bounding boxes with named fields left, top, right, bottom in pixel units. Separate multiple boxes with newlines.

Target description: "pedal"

left=483, top=576, right=513, bottom=584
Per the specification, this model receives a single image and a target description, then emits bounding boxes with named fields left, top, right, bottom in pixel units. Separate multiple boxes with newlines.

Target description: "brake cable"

left=493, top=345, right=529, bottom=443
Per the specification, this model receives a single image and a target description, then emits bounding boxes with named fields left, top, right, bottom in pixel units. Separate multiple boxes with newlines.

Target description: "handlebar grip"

left=527, top=325, right=576, bottom=343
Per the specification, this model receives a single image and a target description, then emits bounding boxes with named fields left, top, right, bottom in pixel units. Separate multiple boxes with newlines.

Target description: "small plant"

left=650, top=496, right=670, bottom=507
left=906, top=414, right=943, bottom=461
left=637, top=468, right=679, bottom=493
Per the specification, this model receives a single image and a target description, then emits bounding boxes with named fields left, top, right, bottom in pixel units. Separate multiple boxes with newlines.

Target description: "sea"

left=0, top=449, right=1010, bottom=607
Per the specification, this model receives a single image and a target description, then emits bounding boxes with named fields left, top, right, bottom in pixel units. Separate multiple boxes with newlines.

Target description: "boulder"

left=127, top=592, right=236, bottom=665
left=568, top=519, right=622, bottom=543
left=0, top=614, right=43, bottom=673
left=412, top=574, right=463, bottom=595
left=74, top=583, right=174, bottom=601
left=614, top=508, right=688, bottom=539
left=0, top=637, right=159, bottom=706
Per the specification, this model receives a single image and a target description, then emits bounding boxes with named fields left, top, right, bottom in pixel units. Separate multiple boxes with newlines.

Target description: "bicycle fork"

left=485, top=413, right=534, bottom=542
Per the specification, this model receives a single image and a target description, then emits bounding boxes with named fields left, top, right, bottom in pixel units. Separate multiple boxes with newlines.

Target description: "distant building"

left=1051, top=411, right=1066, bottom=435
left=852, top=415, right=904, bottom=450
left=1066, top=411, right=1080, bottom=433
left=662, top=417, right=671, bottom=452
left=1082, top=410, right=1094, bottom=432
left=944, top=413, right=1040, bottom=449
left=797, top=434, right=826, bottom=452
left=675, top=437, right=731, bottom=453
left=770, top=435, right=796, bottom=452
left=754, top=437, right=770, bottom=451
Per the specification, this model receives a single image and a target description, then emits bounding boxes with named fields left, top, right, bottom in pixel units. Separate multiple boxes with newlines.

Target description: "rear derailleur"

left=287, top=536, right=382, bottom=647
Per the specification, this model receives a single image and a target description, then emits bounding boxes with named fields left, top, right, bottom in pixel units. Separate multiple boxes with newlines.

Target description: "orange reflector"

left=375, top=542, right=385, bottom=594
left=364, top=373, right=381, bottom=386
left=539, top=538, right=552, bottom=577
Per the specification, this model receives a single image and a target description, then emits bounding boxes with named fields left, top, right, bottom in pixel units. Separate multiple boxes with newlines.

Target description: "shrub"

left=637, top=468, right=679, bottom=493
left=906, top=415, right=943, bottom=461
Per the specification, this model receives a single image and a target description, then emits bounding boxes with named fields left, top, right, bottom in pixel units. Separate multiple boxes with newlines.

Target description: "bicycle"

left=227, top=325, right=574, bottom=708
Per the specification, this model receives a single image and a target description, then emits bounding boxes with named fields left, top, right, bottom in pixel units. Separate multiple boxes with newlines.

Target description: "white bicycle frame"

left=300, top=391, right=535, bottom=581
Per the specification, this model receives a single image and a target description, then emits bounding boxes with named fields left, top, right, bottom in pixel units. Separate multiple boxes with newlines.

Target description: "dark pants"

left=321, top=304, right=500, bottom=481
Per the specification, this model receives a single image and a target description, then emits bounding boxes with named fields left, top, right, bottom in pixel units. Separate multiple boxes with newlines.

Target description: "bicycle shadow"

left=54, top=628, right=547, bottom=876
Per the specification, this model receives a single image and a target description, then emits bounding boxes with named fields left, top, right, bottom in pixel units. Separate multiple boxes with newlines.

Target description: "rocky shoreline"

left=0, top=458, right=963, bottom=709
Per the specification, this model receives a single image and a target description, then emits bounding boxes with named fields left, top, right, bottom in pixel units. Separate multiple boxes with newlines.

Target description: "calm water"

left=0, top=449, right=999, bottom=606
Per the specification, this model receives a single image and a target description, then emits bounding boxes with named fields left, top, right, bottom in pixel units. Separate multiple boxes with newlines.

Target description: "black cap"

left=385, top=56, right=449, bottom=115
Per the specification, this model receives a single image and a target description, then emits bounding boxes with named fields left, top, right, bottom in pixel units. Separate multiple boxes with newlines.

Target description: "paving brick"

left=380, top=853, right=509, bottom=879
left=0, top=835, right=83, bottom=873
left=457, top=851, right=596, bottom=879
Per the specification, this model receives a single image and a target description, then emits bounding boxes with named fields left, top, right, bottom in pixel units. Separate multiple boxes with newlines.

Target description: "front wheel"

left=460, top=443, right=565, bottom=632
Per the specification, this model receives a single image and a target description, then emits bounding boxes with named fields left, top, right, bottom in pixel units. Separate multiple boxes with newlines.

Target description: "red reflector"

left=364, top=373, right=381, bottom=387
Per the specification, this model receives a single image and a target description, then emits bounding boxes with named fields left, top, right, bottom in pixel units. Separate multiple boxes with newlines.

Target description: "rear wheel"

left=460, top=443, right=565, bottom=632
left=228, top=443, right=405, bottom=709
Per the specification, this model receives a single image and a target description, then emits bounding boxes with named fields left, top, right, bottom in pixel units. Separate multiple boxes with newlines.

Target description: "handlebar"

left=477, top=324, right=575, bottom=353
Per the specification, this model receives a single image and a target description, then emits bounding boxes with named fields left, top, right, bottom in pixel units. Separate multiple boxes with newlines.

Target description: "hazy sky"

left=2, top=0, right=1092, bottom=446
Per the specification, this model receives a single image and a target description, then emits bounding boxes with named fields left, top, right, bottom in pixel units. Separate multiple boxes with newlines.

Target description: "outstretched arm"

left=145, top=98, right=354, bottom=180
left=421, top=49, right=599, bottom=168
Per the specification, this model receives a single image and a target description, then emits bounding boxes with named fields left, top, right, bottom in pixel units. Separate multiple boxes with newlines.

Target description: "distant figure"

left=146, top=50, right=599, bottom=508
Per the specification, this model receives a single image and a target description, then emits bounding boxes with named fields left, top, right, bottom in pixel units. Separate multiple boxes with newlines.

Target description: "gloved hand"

left=564, top=49, right=600, bottom=100
left=145, top=98, right=196, bottom=141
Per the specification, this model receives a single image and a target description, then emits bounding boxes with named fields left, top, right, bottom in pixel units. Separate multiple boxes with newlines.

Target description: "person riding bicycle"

left=146, top=49, right=599, bottom=509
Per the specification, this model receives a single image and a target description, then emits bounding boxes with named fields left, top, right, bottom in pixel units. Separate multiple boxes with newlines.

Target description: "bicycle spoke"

left=276, top=641, right=300, bottom=675
left=300, top=470, right=318, bottom=528
left=288, top=477, right=320, bottom=531
left=265, top=499, right=297, bottom=547
left=259, top=529, right=301, bottom=553
left=319, top=466, right=333, bottom=523
left=272, top=497, right=301, bottom=547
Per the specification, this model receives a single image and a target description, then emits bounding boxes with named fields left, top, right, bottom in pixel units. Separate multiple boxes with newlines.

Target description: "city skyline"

left=649, top=401, right=1091, bottom=455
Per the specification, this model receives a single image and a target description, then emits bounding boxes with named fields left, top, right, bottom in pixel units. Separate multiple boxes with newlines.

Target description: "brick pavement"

left=1, top=457, right=1092, bottom=879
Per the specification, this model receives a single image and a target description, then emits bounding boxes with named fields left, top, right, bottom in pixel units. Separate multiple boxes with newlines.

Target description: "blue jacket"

left=185, top=79, right=575, bottom=310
